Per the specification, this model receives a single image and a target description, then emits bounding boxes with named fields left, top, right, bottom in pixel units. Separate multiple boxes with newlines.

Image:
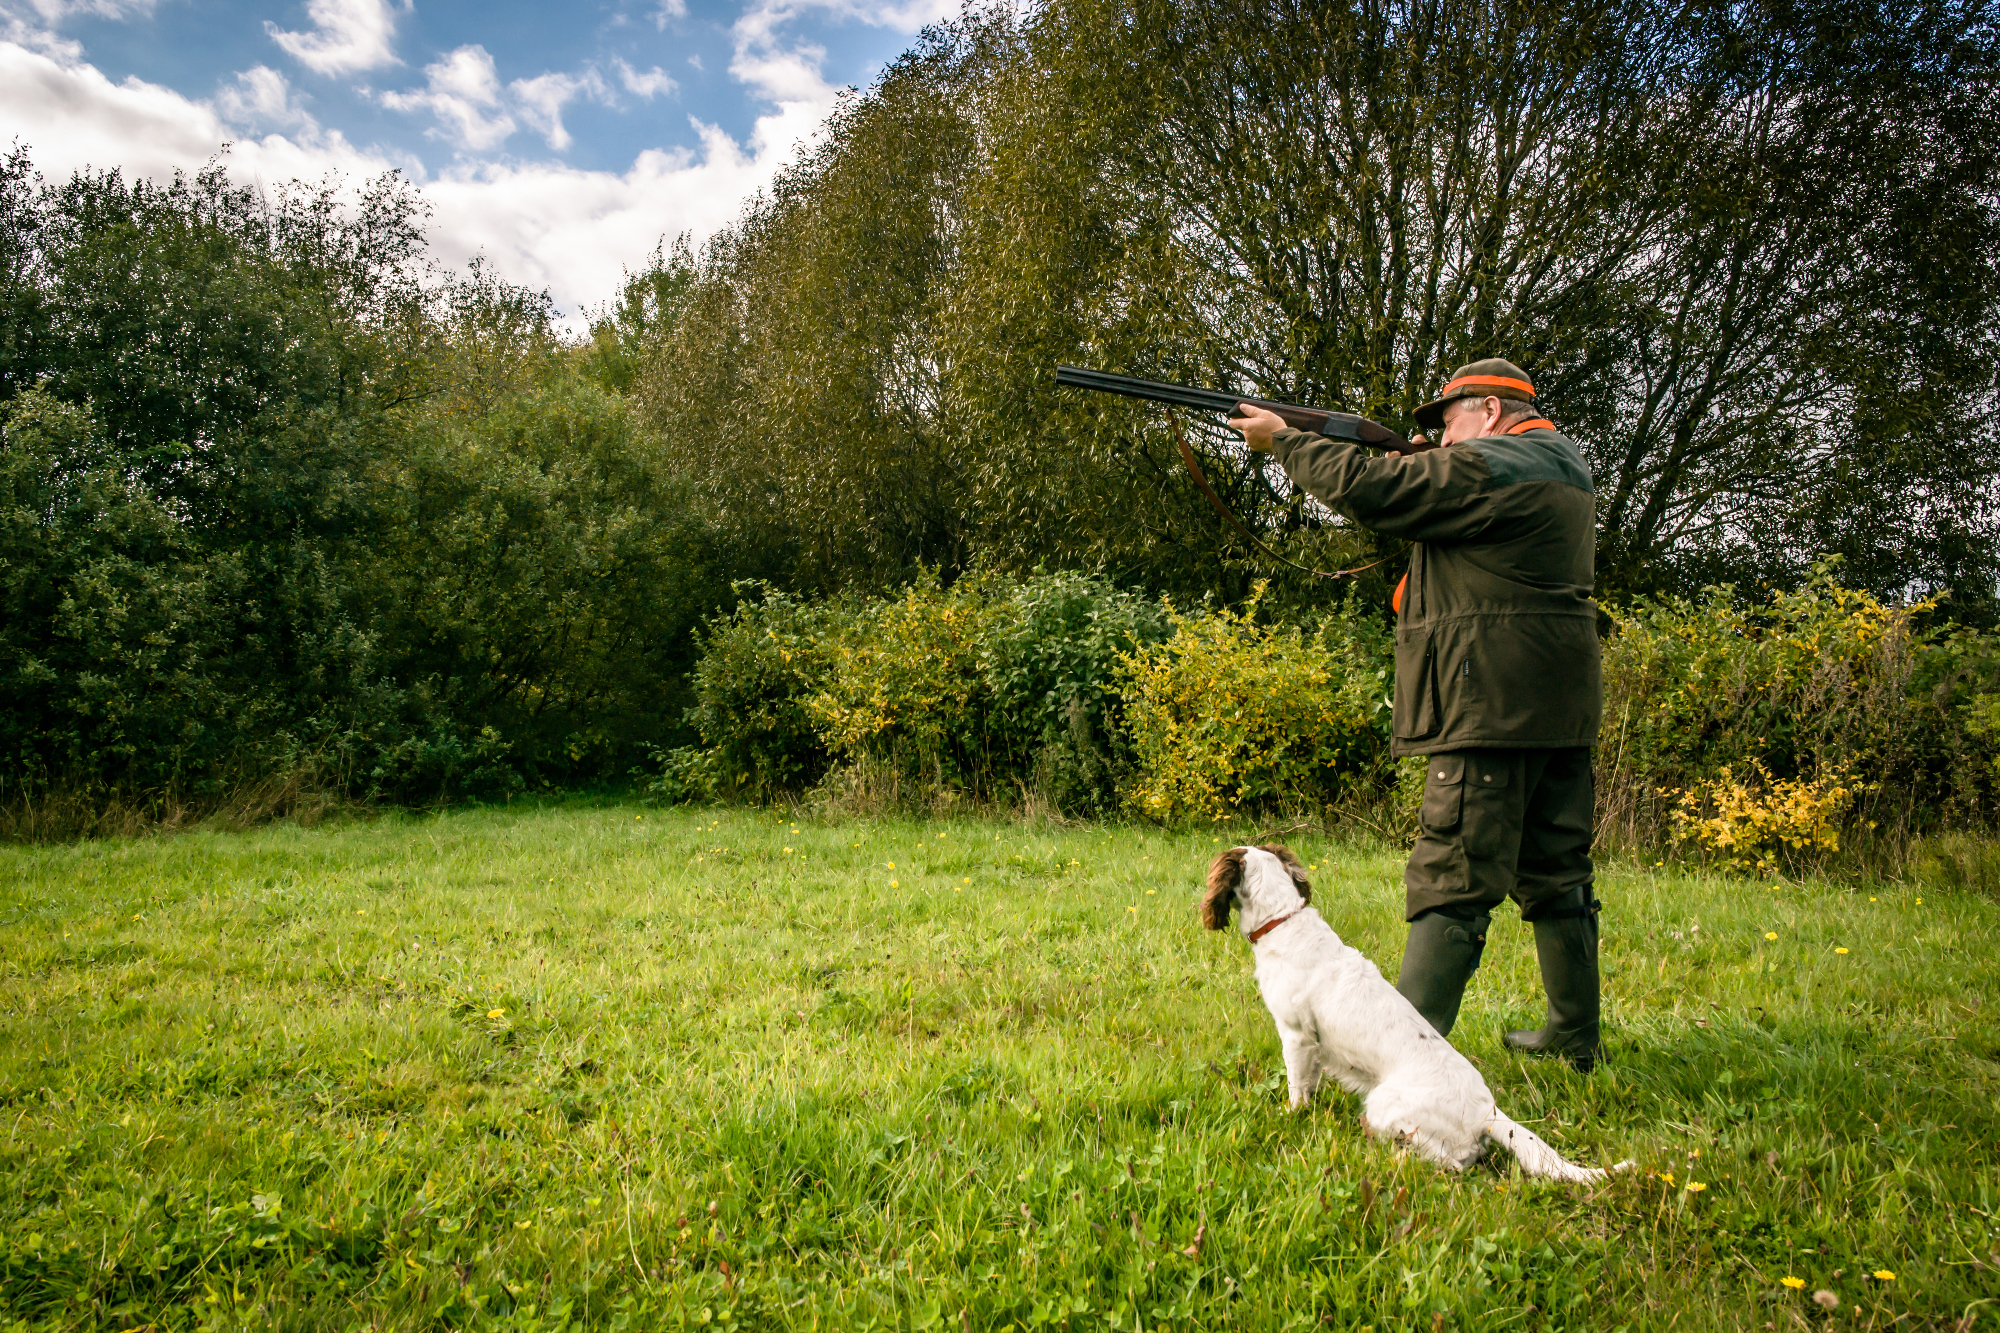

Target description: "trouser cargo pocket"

left=1404, top=747, right=1595, bottom=922
left=1419, top=754, right=1465, bottom=833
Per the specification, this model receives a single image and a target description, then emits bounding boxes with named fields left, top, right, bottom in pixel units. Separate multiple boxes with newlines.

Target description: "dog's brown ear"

left=1201, top=847, right=1247, bottom=929
left=1259, top=843, right=1311, bottom=905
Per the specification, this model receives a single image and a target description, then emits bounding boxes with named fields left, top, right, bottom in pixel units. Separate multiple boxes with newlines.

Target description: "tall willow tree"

left=646, top=0, right=2000, bottom=608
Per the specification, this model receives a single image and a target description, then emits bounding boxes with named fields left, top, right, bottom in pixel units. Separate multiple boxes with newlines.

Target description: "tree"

left=641, top=0, right=2000, bottom=612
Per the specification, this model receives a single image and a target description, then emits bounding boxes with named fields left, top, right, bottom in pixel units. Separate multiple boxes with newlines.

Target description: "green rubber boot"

left=1504, top=893, right=1601, bottom=1071
left=1395, top=908, right=1490, bottom=1038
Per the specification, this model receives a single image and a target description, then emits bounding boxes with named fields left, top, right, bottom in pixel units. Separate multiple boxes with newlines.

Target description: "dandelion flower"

left=1780, top=1276, right=1805, bottom=1290
left=1813, top=1291, right=1839, bottom=1311
left=890, top=880, right=899, bottom=888
left=887, top=862, right=895, bottom=869
left=1686, top=1181, right=1706, bottom=1192
left=1765, top=932, right=1778, bottom=940
left=1146, top=889, right=1156, bottom=895
left=1915, top=897, right=1922, bottom=905
left=1871, top=1270, right=1895, bottom=1281
left=517, top=1219, right=533, bottom=1229
left=1835, top=947, right=1849, bottom=955
left=1869, top=896, right=1876, bottom=902
left=487, top=1009, right=505, bottom=1019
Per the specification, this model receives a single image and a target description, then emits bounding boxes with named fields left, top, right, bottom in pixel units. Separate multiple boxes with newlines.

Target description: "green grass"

left=1, top=802, right=1996, bottom=1332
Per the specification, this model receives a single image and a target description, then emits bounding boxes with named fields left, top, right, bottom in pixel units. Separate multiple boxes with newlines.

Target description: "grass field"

left=1, top=801, right=1997, bottom=1332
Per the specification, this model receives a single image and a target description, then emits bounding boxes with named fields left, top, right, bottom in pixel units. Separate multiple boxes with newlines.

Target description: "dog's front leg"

left=1279, top=1024, right=1322, bottom=1109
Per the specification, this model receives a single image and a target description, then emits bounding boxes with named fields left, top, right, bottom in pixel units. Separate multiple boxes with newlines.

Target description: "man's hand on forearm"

left=1230, top=403, right=1286, bottom=453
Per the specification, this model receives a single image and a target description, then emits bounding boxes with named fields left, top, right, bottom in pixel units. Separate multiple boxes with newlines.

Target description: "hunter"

left=1230, top=358, right=1605, bottom=1070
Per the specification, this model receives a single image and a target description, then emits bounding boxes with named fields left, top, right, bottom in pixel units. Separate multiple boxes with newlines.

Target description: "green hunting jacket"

left=1266, top=423, right=1602, bottom=757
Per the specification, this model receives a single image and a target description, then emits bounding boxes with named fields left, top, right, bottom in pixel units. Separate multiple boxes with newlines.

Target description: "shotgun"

left=1054, top=365, right=1428, bottom=453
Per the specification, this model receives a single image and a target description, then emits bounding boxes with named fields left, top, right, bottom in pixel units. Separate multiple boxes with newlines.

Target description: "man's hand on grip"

left=1230, top=402, right=1285, bottom=453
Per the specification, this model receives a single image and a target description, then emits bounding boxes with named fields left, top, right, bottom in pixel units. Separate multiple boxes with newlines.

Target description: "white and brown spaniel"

left=1202, top=844, right=1625, bottom=1182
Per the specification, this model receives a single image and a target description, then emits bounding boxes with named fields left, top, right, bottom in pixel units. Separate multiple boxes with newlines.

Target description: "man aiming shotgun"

left=1229, top=359, right=1605, bottom=1069
left=1062, top=359, right=1604, bottom=1068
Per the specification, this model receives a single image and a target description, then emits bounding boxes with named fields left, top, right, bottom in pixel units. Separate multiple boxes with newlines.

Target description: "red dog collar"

left=1248, top=910, right=1301, bottom=943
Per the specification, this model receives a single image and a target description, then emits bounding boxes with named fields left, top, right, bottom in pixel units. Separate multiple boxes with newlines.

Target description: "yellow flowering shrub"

left=808, top=573, right=1000, bottom=775
left=1667, top=760, right=1862, bottom=875
left=1595, top=557, right=1985, bottom=863
left=1118, top=589, right=1391, bottom=821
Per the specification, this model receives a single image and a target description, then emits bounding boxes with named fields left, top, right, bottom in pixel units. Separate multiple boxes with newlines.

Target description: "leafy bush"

left=1667, top=761, right=1863, bottom=876
left=1118, top=589, right=1393, bottom=822
left=1598, top=561, right=1999, bottom=864
left=0, top=160, right=735, bottom=832
left=677, top=570, right=1167, bottom=811
left=983, top=570, right=1171, bottom=813
left=679, top=585, right=844, bottom=802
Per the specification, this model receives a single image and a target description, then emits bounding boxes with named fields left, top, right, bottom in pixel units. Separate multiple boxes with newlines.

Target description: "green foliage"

left=1597, top=562, right=1999, bottom=865
left=0, top=151, right=733, bottom=829
left=679, top=585, right=845, bottom=801
left=1118, top=589, right=1394, bottom=821
left=1, top=804, right=1995, bottom=1328
left=580, top=238, right=696, bottom=393
left=373, top=333, right=727, bottom=794
left=638, top=0, right=2000, bottom=613
left=680, top=570, right=1169, bottom=812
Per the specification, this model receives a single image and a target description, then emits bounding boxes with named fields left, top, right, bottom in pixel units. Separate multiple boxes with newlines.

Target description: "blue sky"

left=1, top=0, right=953, bottom=319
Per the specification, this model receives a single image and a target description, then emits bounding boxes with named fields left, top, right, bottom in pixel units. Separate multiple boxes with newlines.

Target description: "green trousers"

left=1403, top=748, right=1595, bottom=922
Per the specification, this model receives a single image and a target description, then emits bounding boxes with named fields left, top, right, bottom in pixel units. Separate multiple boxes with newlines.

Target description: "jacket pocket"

left=1394, top=629, right=1442, bottom=742
left=1420, top=754, right=1465, bottom=834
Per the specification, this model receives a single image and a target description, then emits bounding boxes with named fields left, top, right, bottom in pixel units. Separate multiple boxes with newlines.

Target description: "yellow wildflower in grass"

left=1872, top=1270, right=1895, bottom=1281
left=1686, top=1181, right=1706, bottom=1192
left=487, top=1009, right=504, bottom=1019
left=890, top=880, right=899, bottom=888
left=1781, top=1277, right=1805, bottom=1290
left=1765, top=932, right=1778, bottom=940
left=1835, top=947, right=1849, bottom=955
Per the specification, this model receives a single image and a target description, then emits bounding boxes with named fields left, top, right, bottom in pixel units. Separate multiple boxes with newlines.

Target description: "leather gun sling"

left=1170, top=411, right=1388, bottom=583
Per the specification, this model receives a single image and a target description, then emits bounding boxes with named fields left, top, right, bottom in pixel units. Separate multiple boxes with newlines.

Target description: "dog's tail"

left=1484, top=1113, right=1633, bottom=1184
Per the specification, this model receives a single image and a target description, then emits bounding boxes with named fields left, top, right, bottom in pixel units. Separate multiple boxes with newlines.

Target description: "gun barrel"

left=1054, top=366, right=1246, bottom=416
left=1054, top=365, right=1414, bottom=452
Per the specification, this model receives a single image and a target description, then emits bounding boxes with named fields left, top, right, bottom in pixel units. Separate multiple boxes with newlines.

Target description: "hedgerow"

left=670, top=564, right=2000, bottom=874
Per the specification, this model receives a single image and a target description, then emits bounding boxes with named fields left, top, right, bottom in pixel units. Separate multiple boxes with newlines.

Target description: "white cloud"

left=613, top=57, right=675, bottom=99
left=387, top=52, right=675, bottom=156
left=726, top=0, right=957, bottom=132
left=652, top=0, right=686, bottom=28
left=0, top=36, right=393, bottom=186
left=266, top=0, right=403, bottom=77
left=0, top=0, right=953, bottom=329
left=381, top=44, right=515, bottom=151
left=0, top=35, right=830, bottom=326
left=15, top=0, right=156, bottom=21
left=215, top=65, right=311, bottom=133
left=508, top=68, right=612, bottom=152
